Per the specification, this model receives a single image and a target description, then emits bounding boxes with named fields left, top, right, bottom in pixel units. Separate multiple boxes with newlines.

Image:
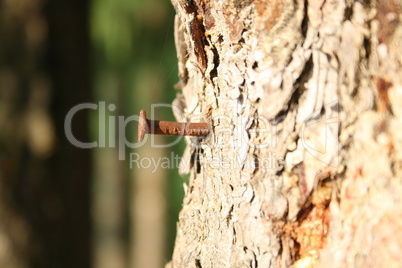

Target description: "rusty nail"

left=138, top=110, right=210, bottom=142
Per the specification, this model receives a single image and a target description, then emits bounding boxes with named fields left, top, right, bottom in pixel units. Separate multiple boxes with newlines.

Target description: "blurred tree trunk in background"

left=0, top=0, right=91, bottom=267
left=168, top=0, right=402, bottom=267
left=90, top=1, right=181, bottom=267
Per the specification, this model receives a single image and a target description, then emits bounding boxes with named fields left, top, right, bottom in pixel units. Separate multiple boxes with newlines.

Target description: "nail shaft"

left=138, top=110, right=210, bottom=142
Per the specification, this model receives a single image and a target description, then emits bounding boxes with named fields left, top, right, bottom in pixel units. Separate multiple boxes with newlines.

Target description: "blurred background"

left=0, top=0, right=185, bottom=267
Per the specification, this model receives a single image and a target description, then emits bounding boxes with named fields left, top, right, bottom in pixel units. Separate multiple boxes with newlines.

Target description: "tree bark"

left=168, top=0, right=402, bottom=267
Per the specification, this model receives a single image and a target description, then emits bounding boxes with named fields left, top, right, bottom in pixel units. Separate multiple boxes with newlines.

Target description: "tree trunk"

left=0, top=0, right=92, bottom=266
left=168, top=0, right=402, bottom=267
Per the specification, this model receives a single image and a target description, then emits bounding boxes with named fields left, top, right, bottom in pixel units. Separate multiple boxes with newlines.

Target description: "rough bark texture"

left=168, top=0, right=402, bottom=267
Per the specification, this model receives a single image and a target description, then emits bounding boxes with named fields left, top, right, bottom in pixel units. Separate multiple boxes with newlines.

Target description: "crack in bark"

left=301, top=0, right=309, bottom=38
left=178, top=0, right=208, bottom=73
left=209, top=46, right=220, bottom=80
left=290, top=55, right=313, bottom=105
